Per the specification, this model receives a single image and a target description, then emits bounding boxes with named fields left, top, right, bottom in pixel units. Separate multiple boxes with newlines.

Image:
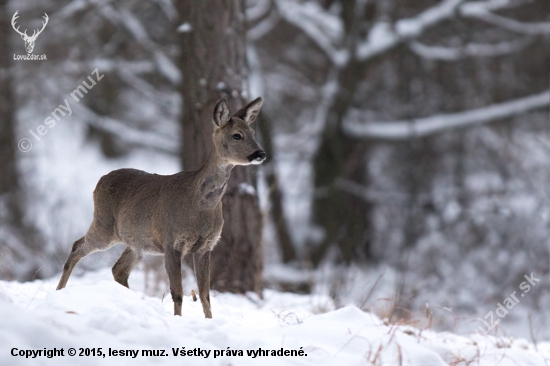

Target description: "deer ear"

left=213, top=99, right=230, bottom=128
left=233, top=97, right=263, bottom=125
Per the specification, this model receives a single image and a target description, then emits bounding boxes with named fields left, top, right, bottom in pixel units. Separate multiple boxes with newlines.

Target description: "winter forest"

left=1, top=0, right=550, bottom=365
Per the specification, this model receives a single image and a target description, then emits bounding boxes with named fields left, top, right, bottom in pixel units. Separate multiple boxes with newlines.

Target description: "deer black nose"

left=248, top=150, right=266, bottom=164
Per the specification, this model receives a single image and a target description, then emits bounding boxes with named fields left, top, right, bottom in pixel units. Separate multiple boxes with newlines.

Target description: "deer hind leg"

left=195, top=251, right=212, bottom=319
left=112, top=246, right=141, bottom=288
left=56, top=222, right=115, bottom=290
left=165, top=246, right=183, bottom=316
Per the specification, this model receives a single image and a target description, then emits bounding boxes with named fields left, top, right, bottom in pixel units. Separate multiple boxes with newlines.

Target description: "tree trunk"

left=310, top=62, right=372, bottom=265
left=177, top=0, right=263, bottom=295
left=0, top=0, right=17, bottom=198
left=0, top=0, right=18, bottom=279
left=257, top=114, right=296, bottom=263
left=0, top=0, right=43, bottom=280
left=309, top=1, right=374, bottom=265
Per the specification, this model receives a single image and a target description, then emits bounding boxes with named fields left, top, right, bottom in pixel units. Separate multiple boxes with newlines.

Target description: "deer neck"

left=195, top=150, right=233, bottom=205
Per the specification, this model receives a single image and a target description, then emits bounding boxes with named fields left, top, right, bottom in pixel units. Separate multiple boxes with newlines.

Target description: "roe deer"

left=56, top=97, right=266, bottom=318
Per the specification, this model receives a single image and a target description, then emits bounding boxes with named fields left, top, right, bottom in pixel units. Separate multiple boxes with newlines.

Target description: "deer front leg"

left=57, top=237, right=86, bottom=290
left=112, top=246, right=141, bottom=288
left=195, top=251, right=212, bottom=319
left=165, top=246, right=183, bottom=316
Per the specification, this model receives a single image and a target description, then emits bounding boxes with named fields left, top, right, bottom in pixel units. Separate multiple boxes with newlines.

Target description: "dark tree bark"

left=257, top=114, right=296, bottom=263
left=310, top=84, right=371, bottom=266
left=176, top=0, right=263, bottom=295
left=310, top=1, right=374, bottom=265
left=0, top=0, right=42, bottom=280
left=0, top=0, right=17, bottom=198
left=0, top=0, right=19, bottom=278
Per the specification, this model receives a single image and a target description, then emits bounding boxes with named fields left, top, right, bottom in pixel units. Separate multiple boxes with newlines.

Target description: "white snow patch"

left=238, top=183, right=257, bottom=195
left=1, top=269, right=548, bottom=365
left=177, top=22, right=192, bottom=33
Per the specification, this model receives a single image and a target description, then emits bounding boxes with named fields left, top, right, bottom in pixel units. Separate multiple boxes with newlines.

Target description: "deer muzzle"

left=247, top=150, right=266, bottom=165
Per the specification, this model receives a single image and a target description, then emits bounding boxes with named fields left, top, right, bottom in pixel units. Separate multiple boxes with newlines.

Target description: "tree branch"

left=357, top=0, right=464, bottom=61
left=275, top=0, right=538, bottom=66
left=460, top=5, right=550, bottom=35
left=247, top=7, right=280, bottom=42
left=246, top=0, right=272, bottom=22
left=274, top=0, right=347, bottom=66
left=75, top=104, right=179, bottom=155
left=344, top=91, right=550, bottom=140
left=356, top=0, right=520, bottom=61
left=408, top=37, right=533, bottom=61
left=99, top=4, right=181, bottom=85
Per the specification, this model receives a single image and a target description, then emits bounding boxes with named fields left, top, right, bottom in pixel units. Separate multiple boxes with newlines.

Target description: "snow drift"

left=0, top=269, right=548, bottom=365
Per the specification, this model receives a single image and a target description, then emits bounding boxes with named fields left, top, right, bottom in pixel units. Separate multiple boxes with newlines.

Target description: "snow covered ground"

left=1, top=268, right=549, bottom=365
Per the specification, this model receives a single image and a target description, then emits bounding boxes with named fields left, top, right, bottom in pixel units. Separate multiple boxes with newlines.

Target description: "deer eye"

left=232, top=134, right=242, bottom=140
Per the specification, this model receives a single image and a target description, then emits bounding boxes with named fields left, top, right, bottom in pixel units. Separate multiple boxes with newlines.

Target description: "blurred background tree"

left=177, top=0, right=263, bottom=295
left=0, top=0, right=45, bottom=280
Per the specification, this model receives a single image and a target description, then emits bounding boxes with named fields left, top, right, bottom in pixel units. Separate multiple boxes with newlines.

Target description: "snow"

left=177, top=23, right=192, bottom=33
left=238, top=183, right=257, bottom=195
left=1, top=269, right=549, bottom=365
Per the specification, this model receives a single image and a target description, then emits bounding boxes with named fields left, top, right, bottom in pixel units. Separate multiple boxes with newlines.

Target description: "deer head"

left=12, top=11, right=49, bottom=54
left=212, top=97, right=266, bottom=166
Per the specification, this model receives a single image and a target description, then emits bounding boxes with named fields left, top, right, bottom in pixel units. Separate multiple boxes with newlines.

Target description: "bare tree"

left=272, top=0, right=550, bottom=266
left=0, top=0, right=43, bottom=280
left=0, top=0, right=17, bottom=202
left=244, top=3, right=297, bottom=263
left=177, top=0, right=263, bottom=295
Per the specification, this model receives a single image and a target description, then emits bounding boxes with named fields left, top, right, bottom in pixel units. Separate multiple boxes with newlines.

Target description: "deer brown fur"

left=56, top=98, right=266, bottom=318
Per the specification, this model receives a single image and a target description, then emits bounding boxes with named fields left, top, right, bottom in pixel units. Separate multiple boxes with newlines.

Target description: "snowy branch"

left=334, top=178, right=414, bottom=204
left=408, top=37, right=533, bottom=61
left=356, top=0, right=517, bottom=61
left=63, top=59, right=155, bottom=75
left=75, top=104, right=179, bottom=155
left=115, top=68, right=173, bottom=107
left=357, top=0, right=464, bottom=61
left=98, top=5, right=181, bottom=85
left=247, top=8, right=280, bottom=42
left=246, top=0, right=272, bottom=22
left=278, top=0, right=541, bottom=67
left=356, top=0, right=520, bottom=61
left=60, top=59, right=170, bottom=107
left=343, top=91, right=550, bottom=140
left=274, top=0, right=347, bottom=66
left=460, top=4, right=550, bottom=35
